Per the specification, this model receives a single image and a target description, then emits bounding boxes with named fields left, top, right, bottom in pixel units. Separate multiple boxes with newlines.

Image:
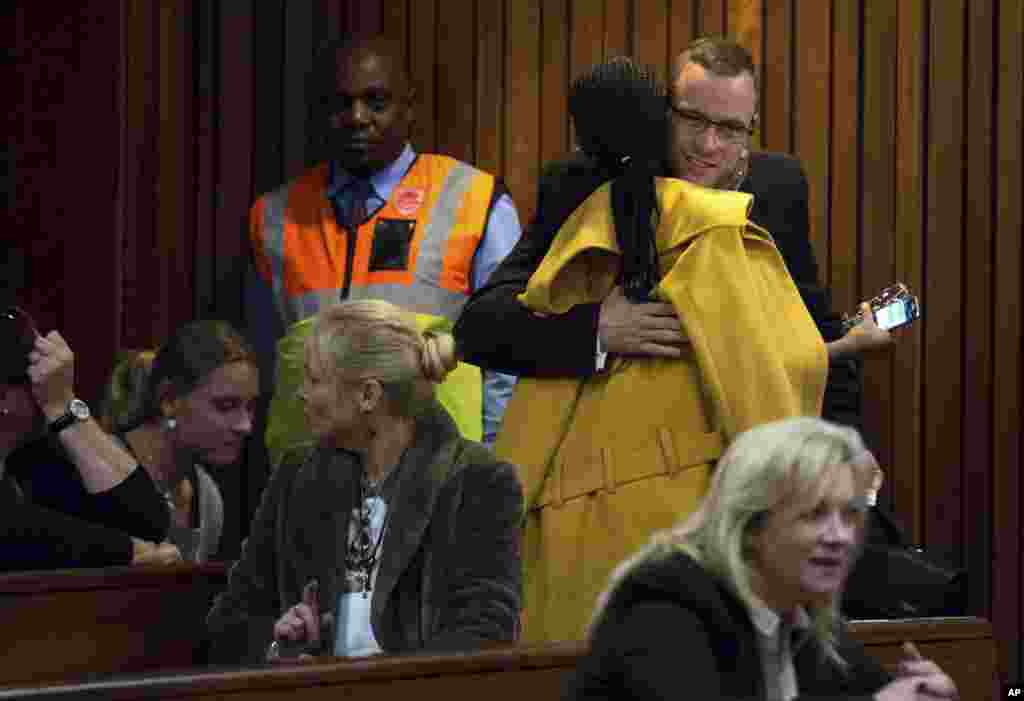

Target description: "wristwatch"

left=48, top=398, right=91, bottom=434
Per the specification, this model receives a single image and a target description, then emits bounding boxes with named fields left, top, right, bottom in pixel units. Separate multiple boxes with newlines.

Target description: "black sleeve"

left=564, top=601, right=888, bottom=701
left=424, top=458, right=524, bottom=651
left=0, top=481, right=135, bottom=572
left=454, top=158, right=610, bottom=378
left=7, top=439, right=170, bottom=543
left=206, top=447, right=302, bottom=665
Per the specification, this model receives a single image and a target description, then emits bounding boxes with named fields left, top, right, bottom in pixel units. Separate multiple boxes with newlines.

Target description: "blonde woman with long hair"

left=565, top=418, right=957, bottom=701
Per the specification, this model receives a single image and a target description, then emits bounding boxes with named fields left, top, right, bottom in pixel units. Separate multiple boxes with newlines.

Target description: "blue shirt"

left=249, top=144, right=520, bottom=444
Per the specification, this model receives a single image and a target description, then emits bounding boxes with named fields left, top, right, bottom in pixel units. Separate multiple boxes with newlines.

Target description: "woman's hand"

left=875, top=642, right=958, bottom=700
left=131, top=538, right=182, bottom=565
left=27, top=331, right=76, bottom=420
left=845, top=302, right=896, bottom=354
left=269, top=580, right=321, bottom=661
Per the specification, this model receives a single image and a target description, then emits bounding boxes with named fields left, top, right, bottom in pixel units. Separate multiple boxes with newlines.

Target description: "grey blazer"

left=206, top=402, right=523, bottom=664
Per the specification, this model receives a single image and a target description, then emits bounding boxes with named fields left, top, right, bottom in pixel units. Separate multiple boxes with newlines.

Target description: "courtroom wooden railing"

left=0, top=563, right=228, bottom=687
left=0, top=617, right=998, bottom=701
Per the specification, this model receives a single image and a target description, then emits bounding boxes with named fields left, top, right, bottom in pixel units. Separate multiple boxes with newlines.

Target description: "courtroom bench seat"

left=0, top=563, right=228, bottom=687
left=0, top=617, right=998, bottom=701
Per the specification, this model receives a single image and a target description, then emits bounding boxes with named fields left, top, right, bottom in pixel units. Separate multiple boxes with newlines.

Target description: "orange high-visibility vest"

left=251, top=154, right=498, bottom=328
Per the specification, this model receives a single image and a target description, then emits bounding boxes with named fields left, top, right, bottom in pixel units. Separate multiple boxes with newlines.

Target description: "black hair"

left=569, top=57, right=669, bottom=302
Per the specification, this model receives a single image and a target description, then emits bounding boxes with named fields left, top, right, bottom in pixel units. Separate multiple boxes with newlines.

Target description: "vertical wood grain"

left=539, top=0, right=569, bottom=169
left=760, top=0, right=792, bottom=153
left=667, top=0, right=697, bottom=77
left=829, top=0, right=861, bottom=315
left=961, top=0, right=995, bottom=618
left=633, top=0, right=670, bottom=86
left=859, top=0, right=898, bottom=488
left=922, top=0, right=966, bottom=562
left=992, top=0, right=1024, bottom=683
left=505, top=0, right=541, bottom=226
left=436, top=0, right=476, bottom=164
left=792, top=0, right=831, bottom=289
left=604, top=0, right=630, bottom=58
left=729, top=0, right=762, bottom=147
left=192, top=0, right=219, bottom=317
left=699, top=0, right=727, bottom=35
left=283, top=1, right=315, bottom=181
left=476, top=0, right=506, bottom=174
left=890, top=0, right=925, bottom=531
left=409, top=0, right=438, bottom=153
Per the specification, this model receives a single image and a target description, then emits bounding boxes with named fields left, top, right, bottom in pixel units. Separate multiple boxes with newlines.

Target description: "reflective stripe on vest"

left=252, top=155, right=495, bottom=328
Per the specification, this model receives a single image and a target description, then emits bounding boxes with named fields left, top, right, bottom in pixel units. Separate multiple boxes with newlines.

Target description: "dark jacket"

left=564, top=549, right=892, bottom=700
left=453, top=152, right=862, bottom=428
left=205, top=402, right=523, bottom=664
left=1, top=438, right=171, bottom=572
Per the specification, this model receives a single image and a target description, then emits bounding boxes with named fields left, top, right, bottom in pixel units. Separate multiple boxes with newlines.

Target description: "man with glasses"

left=455, top=36, right=888, bottom=430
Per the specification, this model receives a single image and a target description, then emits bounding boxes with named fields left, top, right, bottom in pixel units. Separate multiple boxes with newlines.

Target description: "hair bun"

left=420, top=331, right=457, bottom=383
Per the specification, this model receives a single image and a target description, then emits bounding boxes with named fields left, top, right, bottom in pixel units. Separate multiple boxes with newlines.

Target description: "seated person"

left=1, top=305, right=179, bottom=572
left=206, top=300, right=523, bottom=664
left=114, top=321, right=260, bottom=563
left=564, top=417, right=958, bottom=701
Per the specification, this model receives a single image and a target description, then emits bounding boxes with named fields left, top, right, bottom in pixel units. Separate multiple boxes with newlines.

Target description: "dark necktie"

left=345, top=179, right=374, bottom=232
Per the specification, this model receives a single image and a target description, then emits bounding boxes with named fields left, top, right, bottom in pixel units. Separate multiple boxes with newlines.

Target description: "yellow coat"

left=495, top=178, right=827, bottom=643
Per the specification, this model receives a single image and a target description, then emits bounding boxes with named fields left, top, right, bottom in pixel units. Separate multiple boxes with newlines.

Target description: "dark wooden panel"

left=568, top=0, right=604, bottom=154
left=409, top=0, right=438, bottom=154
left=158, top=0, right=196, bottom=343
left=604, top=0, right=630, bottom=59
left=436, top=0, right=477, bottom=164
left=698, top=0, right=727, bottom=35
left=539, top=0, right=569, bottom=168
left=729, top=0, right=762, bottom=150
left=505, top=0, right=541, bottom=226
left=192, top=0, right=222, bottom=318
left=829, top=0, right=861, bottom=314
left=0, top=619, right=996, bottom=700
left=760, top=0, right=792, bottom=153
left=960, top=0, right=995, bottom=620
left=476, top=0, right=507, bottom=174
left=119, top=0, right=160, bottom=353
left=921, top=0, right=966, bottom=564
left=283, top=1, right=316, bottom=182
left=0, top=564, right=228, bottom=687
left=666, top=0, right=696, bottom=82
left=632, top=0, right=670, bottom=87
left=859, top=0, right=898, bottom=492
left=889, top=0, right=925, bottom=527
left=792, top=0, right=831, bottom=287
left=992, top=0, right=1024, bottom=684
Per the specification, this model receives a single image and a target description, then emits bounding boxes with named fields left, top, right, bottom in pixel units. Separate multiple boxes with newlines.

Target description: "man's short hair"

left=674, top=36, right=758, bottom=96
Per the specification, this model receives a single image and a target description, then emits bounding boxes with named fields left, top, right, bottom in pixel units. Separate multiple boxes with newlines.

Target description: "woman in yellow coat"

left=494, top=60, right=828, bottom=644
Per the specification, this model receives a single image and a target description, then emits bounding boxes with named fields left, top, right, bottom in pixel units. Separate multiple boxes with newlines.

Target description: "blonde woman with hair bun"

left=208, top=300, right=523, bottom=664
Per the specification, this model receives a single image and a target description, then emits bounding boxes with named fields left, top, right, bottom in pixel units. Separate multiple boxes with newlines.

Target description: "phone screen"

left=874, top=299, right=911, bottom=330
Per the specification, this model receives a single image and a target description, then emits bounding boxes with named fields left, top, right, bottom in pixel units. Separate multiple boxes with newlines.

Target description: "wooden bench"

left=0, top=563, right=228, bottom=687
left=0, top=617, right=998, bottom=700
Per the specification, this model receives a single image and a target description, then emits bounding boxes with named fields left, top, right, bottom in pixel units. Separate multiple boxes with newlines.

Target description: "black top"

left=453, top=151, right=862, bottom=428
left=0, top=438, right=170, bottom=572
left=564, top=549, right=892, bottom=701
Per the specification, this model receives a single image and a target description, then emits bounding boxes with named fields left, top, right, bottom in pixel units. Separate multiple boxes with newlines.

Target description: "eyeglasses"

left=668, top=104, right=754, bottom=145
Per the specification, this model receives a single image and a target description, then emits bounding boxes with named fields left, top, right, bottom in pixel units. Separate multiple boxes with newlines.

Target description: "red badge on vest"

left=394, top=187, right=425, bottom=216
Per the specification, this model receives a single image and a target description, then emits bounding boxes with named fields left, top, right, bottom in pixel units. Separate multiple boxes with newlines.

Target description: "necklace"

left=344, top=468, right=395, bottom=598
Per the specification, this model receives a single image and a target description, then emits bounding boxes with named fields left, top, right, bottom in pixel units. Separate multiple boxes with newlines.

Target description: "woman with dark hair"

left=114, top=321, right=260, bottom=563
left=1, top=305, right=179, bottom=571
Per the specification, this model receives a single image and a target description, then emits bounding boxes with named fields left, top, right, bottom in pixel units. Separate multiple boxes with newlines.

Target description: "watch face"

left=69, top=398, right=91, bottom=421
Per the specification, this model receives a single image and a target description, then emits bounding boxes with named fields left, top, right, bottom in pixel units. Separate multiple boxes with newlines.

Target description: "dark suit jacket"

left=564, top=549, right=892, bottom=700
left=205, top=402, right=523, bottom=664
left=453, top=152, right=862, bottom=427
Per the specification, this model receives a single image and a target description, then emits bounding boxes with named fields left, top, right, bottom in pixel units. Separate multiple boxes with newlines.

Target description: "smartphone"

left=842, top=283, right=921, bottom=333
left=872, top=296, right=920, bottom=331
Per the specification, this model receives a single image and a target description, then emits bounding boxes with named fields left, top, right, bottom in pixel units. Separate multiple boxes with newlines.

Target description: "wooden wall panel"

left=633, top=0, right=670, bottom=86
left=477, top=0, right=508, bottom=176
left=409, top=0, right=439, bottom=154
left=504, top=0, right=542, bottom=226
left=539, top=0, right=570, bottom=173
left=992, top=0, right=1024, bottom=683
left=760, top=0, right=792, bottom=153
left=922, top=0, right=966, bottom=563
left=436, top=0, right=476, bottom=165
